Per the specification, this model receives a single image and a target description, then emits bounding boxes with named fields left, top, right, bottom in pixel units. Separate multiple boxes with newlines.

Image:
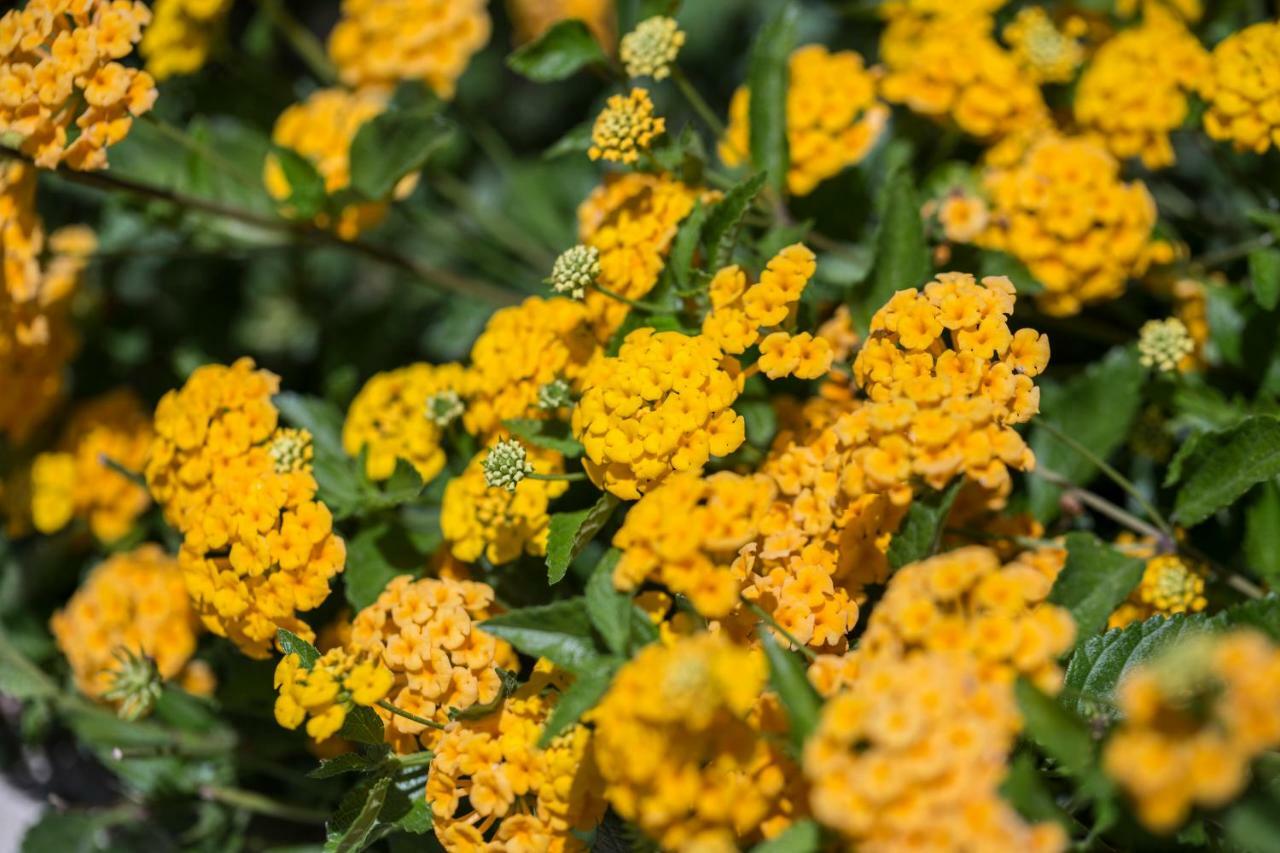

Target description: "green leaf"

left=670, top=199, right=707, bottom=291
left=276, top=392, right=371, bottom=519
left=339, top=706, right=386, bottom=747
left=349, top=111, right=450, bottom=202
left=506, top=19, right=606, bottom=82
left=747, top=3, right=796, bottom=194
left=1014, top=678, right=1097, bottom=780
left=1001, top=752, right=1070, bottom=828
left=326, top=774, right=391, bottom=853
left=704, top=172, right=768, bottom=271
left=310, top=753, right=385, bottom=779
left=270, top=145, right=326, bottom=219
left=1246, top=480, right=1280, bottom=587
left=503, top=418, right=585, bottom=457
left=760, top=631, right=821, bottom=749
left=1048, top=533, right=1146, bottom=645
left=277, top=629, right=321, bottom=669
left=750, top=819, right=820, bottom=853
left=543, top=120, right=593, bottom=159
left=586, top=550, right=632, bottom=655
left=1028, top=347, right=1145, bottom=522
left=1209, top=595, right=1280, bottom=641
left=1173, top=415, right=1280, bottom=526
left=274, top=392, right=345, bottom=456
left=1225, top=793, right=1280, bottom=853
left=979, top=250, right=1042, bottom=295
left=482, top=599, right=606, bottom=674
left=345, top=524, right=404, bottom=611
left=20, top=812, right=116, bottom=853
left=738, top=398, right=778, bottom=450
left=886, top=479, right=962, bottom=569
left=1164, top=428, right=1209, bottom=487
left=863, top=164, right=930, bottom=320
left=537, top=660, right=616, bottom=747
left=0, top=624, right=58, bottom=700
left=545, top=493, right=622, bottom=584
left=1250, top=246, right=1280, bottom=311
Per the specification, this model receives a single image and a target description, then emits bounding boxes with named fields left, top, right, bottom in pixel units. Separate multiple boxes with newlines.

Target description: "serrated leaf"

left=586, top=550, right=631, bottom=655
left=1250, top=246, right=1280, bottom=310
left=1028, top=347, right=1145, bottom=522
left=1173, top=415, right=1280, bottom=525
left=1208, top=595, right=1280, bottom=641
left=339, top=706, right=386, bottom=746
left=747, top=4, right=796, bottom=194
left=670, top=199, right=707, bottom=291
left=506, top=19, right=606, bottom=82
left=326, top=774, right=390, bottom=853
left=537, top=660, right=616, bottom=747
left=482, top=599, right=605, bottom=674
left=349, top=110, right=450, bottom=201
left=1048, top=533, right=1146, bottom=645
left=503, top=418, right=584, bottom=457
left=750, top=819, right=820, bottom=853
left=1246, top=481, right=1280, bottom=587
left=270, top=145, right=326, bottom=219
left=277, top=628, right=321, bottom=669
left=886, top=479, right=961, bottom=569
left=546, top=493, right=621, bottom=584
left=863, top=164, right=929, bottom=320
left=310, top=753, right=384, bottom=779
left=703, top=172, right=768, bottom=270
left=760, top=631, right=820, bottom=750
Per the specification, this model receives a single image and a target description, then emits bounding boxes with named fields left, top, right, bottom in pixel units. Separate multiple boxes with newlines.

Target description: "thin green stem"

left=743, top=600, right=817, bottom=662
left=672, top=65, right=727, bottom=140
left=377, top=699, right=447, bottom=731
left=592, top=283, right=663, bottom=312
left=201, top=786, right=328, bottom=824
left=1189, top=233, right=1276, bottom=273
left=394, top=750, right=435, bottom=768
left=252, top=0, right=337, bottom=83
left=1036, top=420, right=1175, bottom=537
left=141, top=114, right=259, bottom=189
left=527, top=471, right=588, bottom=483
left=1033, top=467, right=1166, bottom=543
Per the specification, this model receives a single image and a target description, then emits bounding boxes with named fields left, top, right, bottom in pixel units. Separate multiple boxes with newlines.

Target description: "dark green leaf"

left=326, top=774, right=390, bottom=853
left=863, top=164, right=929, bottom=319
left=746, top=4, right=796, bottom=194
left=1164, top=429, right=1209, bottom=487
left=1014, top=678, right=1097, bottom=779
left=349, top=111, right=450, bottom=201
left=1173, top=415, right=1280, bottom=525
left=339, top=706, right=386, bottom=747
left=1028, top=347, right=1145, bottom=522
left=738, top=398, right=778, bottom=449
left=482, top=599, right=605, bottom=674
left=704, top=172, right=768, bottom=270
left=274, top=392, right=345, bottom=457
left=503, top=418, right=585, bottom=457
left=20, top=812, right=114, bottom=853
left=979, top=250, right=1042, bottom=295
left=1001, top=752, right=1070, bottom=827
left=1250, top=246, right=1280, bottom=311
left=586, top=550, right=631, bottom=655
left=760, top=631, right=821, bottom=749
left=546, top=493, right=622, bottom=584
left=345, top=524, right=404, bottom=611
left=506, top=20, right=606, bottom=82
left=277, top=629, right=321, bottom=669
left=543, top=120, right=593, bottom=159
left=1209, top=596, right=1280, bottom=641
left=537, top=660, right=616, bottom=747
left=887, top=479, right=962, bottom=569
left=750, top=819, right=820, bottom=853
left=310, top=753, right=385, bottom=779
left=1225, top=793, right=1280, bottom=853
left=670, top=200, right=707, bottom=291
left=1246, top=481, right=1280, bottom=587
left=1048, top=533, right=1147, bottom=645
left=0, top=625, right=58, bottom=700
left=271, top=145, right=326, bottom=219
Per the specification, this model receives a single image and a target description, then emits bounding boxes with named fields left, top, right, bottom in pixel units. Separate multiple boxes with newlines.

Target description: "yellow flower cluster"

left=720, top=46, right=888, bottom=197
left=1108, top=537, right=1208, bottom=629
left=343, top=362, right=468, bottom=483
left=589, top=87, right=665, bottom=165
left=428, top=663, right=606, bottom=851
left=1002, top=7, right=1085, bottom=84
left=1073, top=9, right=1209, bottom=169
left=1105, top=631, right=1280, bottom=832
left=139, top=0, right=232, bottom=80
left=508, top=0, right=614, bottom=51
left=613, top=471, right=776, bottom=618
left=1201, top=21, right=1280, bottom=154
left=348, top=575, right=517, bottom=751
left=577, top=172, right=712, bottom=337
left=462, top=296, right=597, bottom=437
left=328, top=0, right=490, bottom=98
left=977, top=134, right=1158, bottom=316
left=852, top=273, right=1048, bottom=497
left=620, top=15, right=683, bottom=81
left=274, top=648, right=394, bottom=742
left=0, top=0, right=157, bottom=170
left=441, top=444, right=567, bottom=564
left=1117, top=0, right=1202, bottom=20
left=880, top=15, right=1047, bottom=142
left=573, top=329, right=745, bottom=500
left=30, top=389, right=152, bottom=543
left=590, top=634, right=804, bottom=849
left=145, top=358, right=345, bottom=657
left=0, top=163, right=92, bottom=444
left=50, top=545, right=209, bottom=702
left=264, top=86, right=401, bottom=240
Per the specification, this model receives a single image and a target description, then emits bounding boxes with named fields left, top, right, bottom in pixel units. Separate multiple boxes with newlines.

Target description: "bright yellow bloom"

left=700, top=243, right=819, bottom=359
left=328, top=0, right=489, bottom=98
left=590, top=634, right=804, bottom=849
left=0, top=0, right=157, bottom=170
left=1105, top=631, right=1280, bottom=832
left=1074, top=9, right=1209, bottom=169
left=1108, top=537, right=1209, bottom=629
left=572, top=329, right=745, bottom=500
left=977, top=133, right=1159, bottom=316
left=274, top=648, right=394, bottom=743
left=1116, top=0, right=1202, bottom=22
left=50, top=545, right=210, bottom=704
left=343, top=362, right=468, bottom=483
left=721, top=45, right=887, bottom=197
left=1002, top=7, right=1086, bottom=84
left=588, top=87, right=665, bottom=165
left=139, top=0, right=233, bottom=80
left=30, top=389, right=152, bottom=543
left=1200, top=20, right=1280, bottom=154
left=348, top=575, right=517, bottom=752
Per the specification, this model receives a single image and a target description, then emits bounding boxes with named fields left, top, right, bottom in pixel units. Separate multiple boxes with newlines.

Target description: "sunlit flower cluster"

left=1108, top=538, right=1209, bottom=629
left=1073, top=9, right=1209, bottom=169
left=1105, top=631, right=1280, bottom=832
left=348, top=575, right=517, bottom=752
left=589, top=87, right=665, bottom=165
left=50, top=545, right=211, bottom=703
left=343, top=362, right=468, bottom=483
left=327, top=0, right=490, bottom=98
left=1001, top=7, right=1085, bottom=84
left=428, top=662, right=606, bottom=851
left=1200, top=20, right=1280, bottom=154
left=1138, top=318, right=1196, bottom=373
left=621, top=16, right=684, bottom=81
left=977, top=134, right=1159, bottom=316
left=30, top=389, right=152, bottom=543
left=573, top=328, right=745, bottom=500
left=145, top=359, right=345, bottom=657
left=590, top=634, right=804, bottom=849
left=139, top=0, right=233, bottom=80
left=721, top=46, right=888, bottom=197
left=274, top=647, right=394, bottom=742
